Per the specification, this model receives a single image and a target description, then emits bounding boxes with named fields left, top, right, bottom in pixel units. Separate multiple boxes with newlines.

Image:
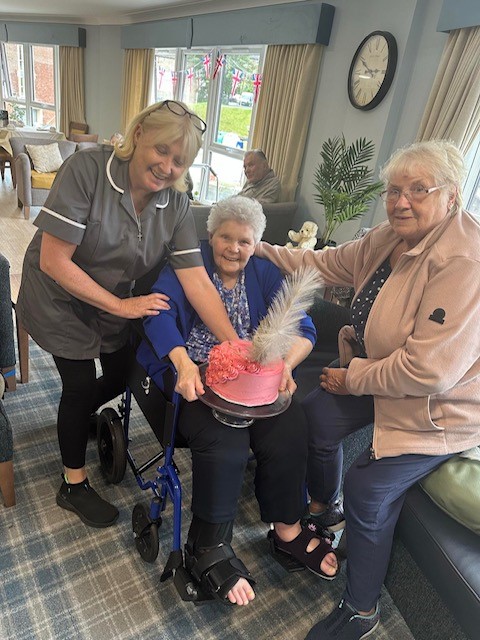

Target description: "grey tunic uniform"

left=17, top=145, right=203, bottom=360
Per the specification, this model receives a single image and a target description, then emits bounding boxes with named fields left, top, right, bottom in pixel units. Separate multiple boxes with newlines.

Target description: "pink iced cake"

left=205, top=340, right=284, bottom=407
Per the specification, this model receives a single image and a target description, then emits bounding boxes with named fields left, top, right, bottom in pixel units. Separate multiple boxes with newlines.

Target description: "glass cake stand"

left=198, top=363, right=292, bottom=428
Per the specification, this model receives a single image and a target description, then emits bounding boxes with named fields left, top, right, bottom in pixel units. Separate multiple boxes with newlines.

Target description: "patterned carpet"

left=0, top=342, right=415, bottom=640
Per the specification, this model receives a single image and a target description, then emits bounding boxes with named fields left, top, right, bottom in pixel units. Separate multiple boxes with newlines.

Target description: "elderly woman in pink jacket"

left=255, top=140, right=480, bottom=640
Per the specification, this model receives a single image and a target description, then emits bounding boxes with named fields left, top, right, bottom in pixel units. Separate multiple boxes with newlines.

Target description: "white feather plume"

left=250, top=266, right=322, bottom=364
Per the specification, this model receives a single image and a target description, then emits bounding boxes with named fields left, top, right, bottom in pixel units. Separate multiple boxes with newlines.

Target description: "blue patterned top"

left=350, top=258, right=392, bottom=356
left=186, top=270, right=252, bottom=362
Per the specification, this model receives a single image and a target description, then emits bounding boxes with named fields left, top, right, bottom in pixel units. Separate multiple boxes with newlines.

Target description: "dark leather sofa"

left=295, top=297, right=480, bottom=640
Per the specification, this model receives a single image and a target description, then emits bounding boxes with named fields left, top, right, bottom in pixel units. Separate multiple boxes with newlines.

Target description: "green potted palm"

left=313, top=135, right=383, bottom=246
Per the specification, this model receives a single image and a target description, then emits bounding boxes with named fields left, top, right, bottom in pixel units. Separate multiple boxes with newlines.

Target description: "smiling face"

left=128, top=124, right=187, bottom=196
left=209, top=220, right=256, bottom=287
left=243, top=153, right=269, bottom=184
left=385, top=170, right=453, bottom=249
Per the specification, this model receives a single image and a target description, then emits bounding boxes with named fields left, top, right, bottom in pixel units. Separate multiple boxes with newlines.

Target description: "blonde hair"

left=115, top=101, right=203, bottom=192
left=207, top=196, right=266, bottom=244
left=380, top=139, right=466, bottom=212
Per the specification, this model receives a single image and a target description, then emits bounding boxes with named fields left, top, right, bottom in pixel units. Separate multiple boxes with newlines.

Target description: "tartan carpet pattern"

left=0, top=342, right=414, bottom=640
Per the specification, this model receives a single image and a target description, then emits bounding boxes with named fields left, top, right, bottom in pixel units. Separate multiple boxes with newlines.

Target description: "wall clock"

left=348, top=31, right=397, bottom=111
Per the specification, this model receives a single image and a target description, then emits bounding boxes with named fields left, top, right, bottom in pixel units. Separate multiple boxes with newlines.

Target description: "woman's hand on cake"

left=168, top=346, right=205, bottom=401
left=280, top=337, right=314, bottom=395
left=279, top=362, right=297, bottom=395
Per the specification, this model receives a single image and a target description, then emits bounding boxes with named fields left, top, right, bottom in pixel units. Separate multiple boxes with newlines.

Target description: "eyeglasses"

left=380, top=185, right=446, bottom=204
left=159, top=100, right=207, bottom=134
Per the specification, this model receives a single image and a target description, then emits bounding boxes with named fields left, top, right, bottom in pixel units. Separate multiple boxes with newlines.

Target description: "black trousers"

left=53, top=344, right=129, bottom=468
left=177, top=396, right=308, bottom=524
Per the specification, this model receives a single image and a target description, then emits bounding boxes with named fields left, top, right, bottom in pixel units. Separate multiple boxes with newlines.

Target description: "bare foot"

left=227, top=577, right=255, bottom=605
left=275, top=522, right=338, bottom=577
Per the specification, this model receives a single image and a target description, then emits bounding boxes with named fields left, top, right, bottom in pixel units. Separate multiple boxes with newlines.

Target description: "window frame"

left=154, top=45, right=265, bottom=203
left=0, top=41, right=59, bottom=128
left=464, top=135, right=480, bottom=217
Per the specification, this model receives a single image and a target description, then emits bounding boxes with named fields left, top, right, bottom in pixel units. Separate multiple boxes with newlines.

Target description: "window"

left=464, top=135, right=480, bottom=218
left=154, top=46, right=265, bottom=202
left=0, top=42, right=59, bottom=128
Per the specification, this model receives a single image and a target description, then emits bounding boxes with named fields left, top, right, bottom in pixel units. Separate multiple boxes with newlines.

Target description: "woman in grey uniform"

left=17, top=101, right=238, bottom=528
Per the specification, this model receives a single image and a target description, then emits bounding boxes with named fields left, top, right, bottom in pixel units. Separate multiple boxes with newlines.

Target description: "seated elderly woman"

left=136, top=195, right=339, bottom=606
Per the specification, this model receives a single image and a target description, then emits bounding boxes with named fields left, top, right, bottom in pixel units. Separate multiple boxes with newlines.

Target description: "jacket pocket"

left=374, top=395, right=445, bottom=433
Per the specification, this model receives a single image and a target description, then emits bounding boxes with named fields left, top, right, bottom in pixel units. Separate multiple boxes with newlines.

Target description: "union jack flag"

left=186, top=67, right=195, bottom=90
left=212, top=53, right=226, bottom=79
left=171, top=71, right=178, bottom=92
left=253, top=73, right=262, bottom=103
left=230, top=68, right=243, bottom=97
left=156, top=66, right=165, bottom=91
left=202, top=53, right=211, bottom=79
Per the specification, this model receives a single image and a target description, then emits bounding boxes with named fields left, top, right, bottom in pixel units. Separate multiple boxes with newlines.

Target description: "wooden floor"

left=0, top=172, right=37, bottom=301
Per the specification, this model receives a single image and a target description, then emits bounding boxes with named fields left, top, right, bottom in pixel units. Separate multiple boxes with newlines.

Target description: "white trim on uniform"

left=41, top=207, right=87, bottom=230
left=106, top=151, right=124, bottom=194
left=106, top=149, right=171, bottom=210
left=156, top=194, right=170, bottom=209
left=171, top=248, right=201, bottom=256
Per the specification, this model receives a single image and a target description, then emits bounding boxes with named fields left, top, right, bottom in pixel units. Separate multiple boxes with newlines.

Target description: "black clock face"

left=348, top=31, right=397, bottom=111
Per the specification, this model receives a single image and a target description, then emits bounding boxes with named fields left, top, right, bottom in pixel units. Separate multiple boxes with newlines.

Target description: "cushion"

left=69, top=133, right=98, bottom=143
left=31, top=170, right=57, bottom=190
left=25, top=143, right=64, bottom=173
left=420, top=451, right=480, bottom=535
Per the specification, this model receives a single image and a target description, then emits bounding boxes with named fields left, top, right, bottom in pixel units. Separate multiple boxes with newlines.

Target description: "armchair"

left=11, top=137, right=77, bottom=220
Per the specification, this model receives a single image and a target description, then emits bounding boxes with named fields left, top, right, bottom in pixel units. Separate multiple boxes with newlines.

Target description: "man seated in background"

left=238, top=150, right=281, bottom=204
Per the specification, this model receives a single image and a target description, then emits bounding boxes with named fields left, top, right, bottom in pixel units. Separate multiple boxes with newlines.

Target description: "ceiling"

left=0, top=0, right=286, bottom=26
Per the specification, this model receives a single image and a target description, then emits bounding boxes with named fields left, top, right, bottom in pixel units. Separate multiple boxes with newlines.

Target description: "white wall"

left=81, top=0, right=449, bottom=243
left=296, top=0, right=448, bottom=242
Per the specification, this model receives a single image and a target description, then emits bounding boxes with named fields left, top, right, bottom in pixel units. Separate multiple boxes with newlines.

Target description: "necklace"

left=130, top=193, right=143, bottom=241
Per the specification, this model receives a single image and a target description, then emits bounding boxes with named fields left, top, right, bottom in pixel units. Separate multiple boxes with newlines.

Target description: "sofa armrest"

left=14, top=152, right=33, bottom=206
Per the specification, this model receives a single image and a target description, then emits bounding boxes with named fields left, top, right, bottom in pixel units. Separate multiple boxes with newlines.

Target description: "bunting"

left=202, top=53, right=211, bottom=79
left=231, top=68, right=243, bottom=97
left=154, top=50, right=263, bottom=104
left=186, top=67, right=195, bottom=91
left=156, top=66, right=165, bottom=91
left=253, top=73, right=262, bottom=103
left=212, top=53, right=226, bottom=79
left=171, top=71, right=178, bottom=91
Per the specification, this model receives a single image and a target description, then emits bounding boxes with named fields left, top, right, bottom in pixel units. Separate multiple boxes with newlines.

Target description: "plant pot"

left=319, top=239, right=337, bottom=249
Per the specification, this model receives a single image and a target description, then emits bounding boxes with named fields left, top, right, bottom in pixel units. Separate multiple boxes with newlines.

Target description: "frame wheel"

left=97, top=407, right=127, bottom=484
left=132, top=503, right=160, bottom=563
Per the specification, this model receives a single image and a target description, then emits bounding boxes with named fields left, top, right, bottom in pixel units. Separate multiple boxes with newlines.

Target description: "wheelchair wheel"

left=97, top=407, right=127, bottom=484
left=132, top=503, right=160, bottom=563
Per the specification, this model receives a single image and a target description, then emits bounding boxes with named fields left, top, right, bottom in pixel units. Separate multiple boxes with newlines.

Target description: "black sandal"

left=186, top=543, right=256, bottom=605
left=268, top=526, right=340, bottom=581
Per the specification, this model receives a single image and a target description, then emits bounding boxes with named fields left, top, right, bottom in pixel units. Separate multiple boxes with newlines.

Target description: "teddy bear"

left=285, top=220, right=319, bottom=250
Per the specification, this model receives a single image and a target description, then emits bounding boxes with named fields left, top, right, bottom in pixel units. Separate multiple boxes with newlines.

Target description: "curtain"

left=59, top=46, right=85, bottom=137
left=252, top=44, right=323, bottom=201
left=417, top=26, right=480, bottom=153
left=121, top=49, right=155, bottom=132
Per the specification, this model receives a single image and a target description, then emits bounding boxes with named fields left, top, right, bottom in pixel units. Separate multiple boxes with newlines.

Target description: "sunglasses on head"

left=157, top=100, right=207, bottom=134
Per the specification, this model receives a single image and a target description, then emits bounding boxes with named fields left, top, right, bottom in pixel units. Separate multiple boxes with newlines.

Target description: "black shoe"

left=56, top=475, right=119, bottom=528
left=305, top=599, right=380, bottom=640
left=307, top=500, right=345, bottom=532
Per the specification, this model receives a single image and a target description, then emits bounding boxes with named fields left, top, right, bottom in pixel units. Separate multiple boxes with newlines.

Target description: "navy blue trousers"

left=302, top=385, right=452, bottom=611
left=178, top=396, right=308, bottom=525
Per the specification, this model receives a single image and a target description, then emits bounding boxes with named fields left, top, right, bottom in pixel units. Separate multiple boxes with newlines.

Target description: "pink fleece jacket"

left=256, top=210, right=480, bottom=458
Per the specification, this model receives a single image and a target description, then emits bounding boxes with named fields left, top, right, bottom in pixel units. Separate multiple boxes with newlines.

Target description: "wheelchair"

left=96, top=324, right=323, bottom=602
left=96, top=329, right=218, bottom=603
